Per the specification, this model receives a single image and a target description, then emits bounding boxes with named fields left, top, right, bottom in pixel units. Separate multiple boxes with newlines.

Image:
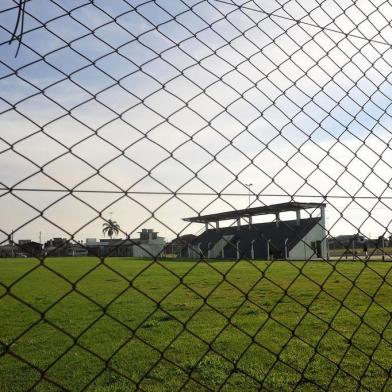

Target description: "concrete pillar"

left=221, top=243, right=224, bottom=259
left=207, top=242, right=211, bottom=258
left=276, top=213, right=280, bottom=228
left=216, top=221, right=219, bottom=229
left=296, top=210, right=301, bottom=225
left=251, top=240, right=255, bottom=259
left=205, top=223, right=208, bottom=232
left=284, top=238, right=288, bottom=259
left=249, top=216, right=252, bottom=228
left=267, top=240, right=270, bottom=261
left=198, top=242, right=202, bottom=257
left=320, top=206, right=325, bottom=221
left=236, top=240, right=240, bottom=259
left=237, top=218, right=241, bottom=230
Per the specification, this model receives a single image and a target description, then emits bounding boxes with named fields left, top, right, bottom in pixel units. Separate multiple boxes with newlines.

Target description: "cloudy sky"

left=1, top=0, right=392, bottom=244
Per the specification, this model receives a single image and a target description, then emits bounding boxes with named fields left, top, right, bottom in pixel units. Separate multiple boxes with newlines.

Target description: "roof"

left=168, top=234, right=196, bottom=245
left=183, top=202, right=326, bottom=223
left=19, top=241, right=42, bottom=247
left=87, top=239, right=139, bottom=247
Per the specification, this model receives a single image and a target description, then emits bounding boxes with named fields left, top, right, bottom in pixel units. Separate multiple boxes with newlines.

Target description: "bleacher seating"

left=182, top=218, right=321, bottom=260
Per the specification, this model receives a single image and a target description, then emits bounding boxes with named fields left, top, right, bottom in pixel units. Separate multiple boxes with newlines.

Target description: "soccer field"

left=1, top=257, right=392, bottom=391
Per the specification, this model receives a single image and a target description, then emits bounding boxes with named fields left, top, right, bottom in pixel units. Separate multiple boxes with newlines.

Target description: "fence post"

left=353, top=238, right=355, bottom=261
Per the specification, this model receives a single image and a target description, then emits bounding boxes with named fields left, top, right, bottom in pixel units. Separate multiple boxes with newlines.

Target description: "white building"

left=86, top=229, right=165, bottom=258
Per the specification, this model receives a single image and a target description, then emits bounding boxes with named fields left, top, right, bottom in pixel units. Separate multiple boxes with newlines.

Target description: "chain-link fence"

left=2, top=0, right=392, bottom=390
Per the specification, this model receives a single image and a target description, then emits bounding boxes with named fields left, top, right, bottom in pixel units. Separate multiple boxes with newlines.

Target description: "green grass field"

left=2, top=257, right=392, bottom=391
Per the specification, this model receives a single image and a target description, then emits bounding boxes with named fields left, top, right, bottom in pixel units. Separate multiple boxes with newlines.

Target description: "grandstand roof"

left=183, top=201, right=326, bottom=223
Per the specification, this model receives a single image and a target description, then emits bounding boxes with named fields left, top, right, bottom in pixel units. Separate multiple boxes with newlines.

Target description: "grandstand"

left=182, top=202, right=327, bottom=260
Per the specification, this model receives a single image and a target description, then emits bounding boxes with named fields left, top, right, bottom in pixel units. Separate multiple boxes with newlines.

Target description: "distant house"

left=66, top=243, right=88, bottom=257
left=43, top=238, right=89, bottom=257
left=86, top=229, right=165, bottom=258
left=329, top=235, right=367, bottom=249
left=0, top=240, right=42, bottom=258
left=44, top=238, right=70, bottom=257
left=18, top=240, right=42, bottom=257
left=0, top=243, right=15, bottom=257
left=166, top=234, right=196, bottom=256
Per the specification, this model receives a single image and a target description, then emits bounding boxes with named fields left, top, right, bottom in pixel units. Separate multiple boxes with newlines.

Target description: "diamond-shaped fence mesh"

left=2, top=0, right=392, bottom=390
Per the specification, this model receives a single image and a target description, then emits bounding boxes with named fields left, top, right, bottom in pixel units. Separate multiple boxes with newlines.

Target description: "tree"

left=102, top=219, right=120, bottom=239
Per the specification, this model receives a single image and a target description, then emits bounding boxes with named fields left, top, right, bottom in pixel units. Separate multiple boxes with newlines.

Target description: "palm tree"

left=102, top=219, right=120, bottom=239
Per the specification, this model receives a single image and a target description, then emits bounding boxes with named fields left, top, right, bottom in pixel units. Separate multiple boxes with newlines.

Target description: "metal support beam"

left=296, top=210, right=301, bottom=225
left=276, top=213, right=280, bottom=228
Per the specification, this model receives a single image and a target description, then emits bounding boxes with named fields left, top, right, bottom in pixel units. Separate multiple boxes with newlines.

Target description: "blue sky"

left=2, top=0, right=392, bottom=243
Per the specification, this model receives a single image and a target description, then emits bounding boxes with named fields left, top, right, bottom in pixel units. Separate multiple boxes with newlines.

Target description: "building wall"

left=289, top=221, right=327, bottom=260
left=67, top=247, right=88, bottom=256
left=186, top=242, right=204, bottom=259
left=0, top=245, right=14, bottom=257
left=132, top=243, right=165, bottom=258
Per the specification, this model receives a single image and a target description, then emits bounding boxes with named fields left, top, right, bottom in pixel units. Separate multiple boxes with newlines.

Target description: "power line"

left=213, top=0, right=392, bottom=48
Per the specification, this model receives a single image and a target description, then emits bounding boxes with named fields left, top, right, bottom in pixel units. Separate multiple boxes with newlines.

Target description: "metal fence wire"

left=2, top=0, right=392, bottom=390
